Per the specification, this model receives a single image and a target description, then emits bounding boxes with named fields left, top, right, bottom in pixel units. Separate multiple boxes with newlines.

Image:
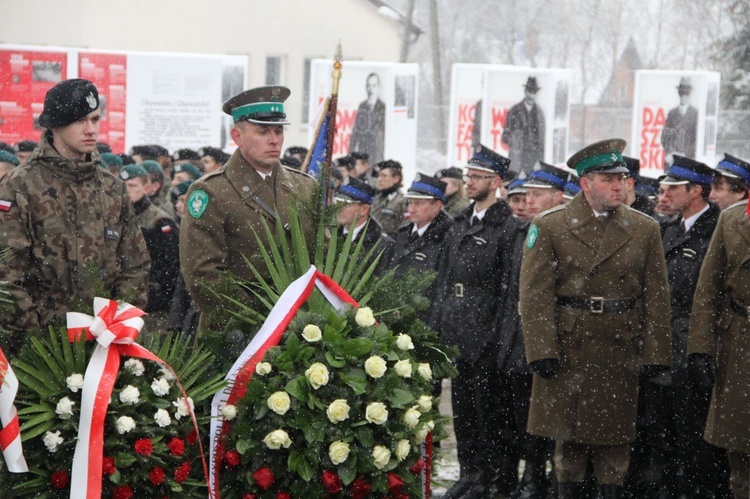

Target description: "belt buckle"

left=590, top=296, right=604, bottom=314
left=455, top=283, right=464, bottom=298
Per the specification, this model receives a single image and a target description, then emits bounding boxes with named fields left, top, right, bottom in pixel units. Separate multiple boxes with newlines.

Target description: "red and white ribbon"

left=209, top=266, right=357, bottom=498
left=66, top=298, right=212, bottom=499
left=0, top=348, right=27, bottom=472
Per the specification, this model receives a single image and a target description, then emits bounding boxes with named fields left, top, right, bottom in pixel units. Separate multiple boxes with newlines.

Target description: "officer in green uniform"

left=180, top=86, right=316, bottom=333
left=519, top=139, right=671, bottom=499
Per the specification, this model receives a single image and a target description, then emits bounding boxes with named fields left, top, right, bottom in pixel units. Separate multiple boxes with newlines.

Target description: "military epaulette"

left=537, top=204, right=566, bottom=218
left=199, top=167, right=226, bottom=182
left=283, top=165, right=315, bottom=179
left=623, top=204, right=655, bottom=220
left=726, top=199, right=749, bottom=212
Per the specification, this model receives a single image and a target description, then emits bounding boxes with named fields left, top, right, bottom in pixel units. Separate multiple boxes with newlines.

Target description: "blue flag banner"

left=303, top=96, right=332, bottom=179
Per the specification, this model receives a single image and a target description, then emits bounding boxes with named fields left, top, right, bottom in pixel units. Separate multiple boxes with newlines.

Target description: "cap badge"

left=86, top=92, right=97, bottom=109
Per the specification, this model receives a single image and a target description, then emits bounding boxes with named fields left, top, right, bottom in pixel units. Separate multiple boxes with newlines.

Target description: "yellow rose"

left=417, top=362, right=432, bottom=381
left=395, top=333, right=415, bottom=351
left=263, top=429, right=292, bottom=450
left=355, top=307, right=376, bottom=327
left=329, top=440, right=350, bottom=465
left=305, top=362, right=329, bottom=390
left=417, top=395, right=433, bottom=412
left=394, top=359, right=412, bottom=378
left=267, top=391, right=291, bottom=415
left=302, top=324, right=322, bottom=343
left=255, top=362, right=272, bottom=376
left=403, top=407, right=421, bottom=429
left=372, top=445, right=392, bottom=469
left=326, top=399, right=351, bottom=423
left=364, top=356, right=387, bottom=378
left=365, top=402, right=389, bottom=425
left=395, top=439, right=411, bottom=461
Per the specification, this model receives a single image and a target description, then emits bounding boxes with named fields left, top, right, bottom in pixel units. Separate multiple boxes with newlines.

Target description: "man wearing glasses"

left=520, top=139, right=671, bottom=498
left=437, top=144, right=524, bottom=499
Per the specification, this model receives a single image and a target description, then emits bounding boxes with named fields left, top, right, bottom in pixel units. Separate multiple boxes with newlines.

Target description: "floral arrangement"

left=1, top=328, right=224, bottom=497
left=218, top=304, right=453, bottom=499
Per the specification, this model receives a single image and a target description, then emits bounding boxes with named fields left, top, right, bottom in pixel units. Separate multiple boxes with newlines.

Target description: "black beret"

left=350, top=151, right=369, bottom=161
left=38, top=79, right=100, bottom=128
left=14, top=140, right=38, bottom=153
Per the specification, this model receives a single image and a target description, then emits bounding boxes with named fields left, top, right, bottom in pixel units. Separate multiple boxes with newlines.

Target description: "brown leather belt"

left=557, top=296, right=637, bottom=314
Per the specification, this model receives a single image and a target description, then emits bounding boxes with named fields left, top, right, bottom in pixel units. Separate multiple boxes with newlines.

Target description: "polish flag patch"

left=161, top=225, right=172, bottom=233
left=0, top=200, right=11, bottom=212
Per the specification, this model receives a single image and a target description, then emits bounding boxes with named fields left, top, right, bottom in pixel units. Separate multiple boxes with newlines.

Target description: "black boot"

left=511, top=459, right=549, bottom=499
left=443, top=467, right=481, bottom=499
left=557, top=482, right=580, bottom=499
left=599, top=484, right=624, bottom=499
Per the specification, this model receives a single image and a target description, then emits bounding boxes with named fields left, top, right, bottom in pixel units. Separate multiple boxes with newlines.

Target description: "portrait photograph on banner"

left=631, top=70, right=721, bottom=178
left=308, top=60, right=419, bottom=183
left=481, top=68, right=571, bottom=174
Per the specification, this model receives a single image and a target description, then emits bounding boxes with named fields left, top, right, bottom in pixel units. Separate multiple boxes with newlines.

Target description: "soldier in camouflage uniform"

left=119, top=164, right=180, bottom=320
left=371, top=160, right=407, bottom=237
left=0, top=79, right=149, bottom=347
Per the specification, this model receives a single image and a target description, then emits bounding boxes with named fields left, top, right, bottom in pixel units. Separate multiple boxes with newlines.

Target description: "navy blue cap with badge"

left=467, top=144, right=511, bottom=178
left=223, top=86, right=291, bottom=125
left=563, top=175, right=581, bottom=200
left=716, top=153, right=750, bottom=185
left=567, top=138, right=630, bottom=176
left=507, top=174, right=528, bottom=197
left=406, top=173, right=447, bottom=203
left=335, top=177, right=377, bottom=205
left=525, top=161, right=569, bottom=191
left=659, top=155, right=714, bottom=186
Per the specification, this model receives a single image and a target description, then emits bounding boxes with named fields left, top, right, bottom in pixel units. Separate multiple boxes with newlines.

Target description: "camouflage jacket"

left=0, top=132, right=150, bottom=339
left=371, top=188, right=406, bottom=237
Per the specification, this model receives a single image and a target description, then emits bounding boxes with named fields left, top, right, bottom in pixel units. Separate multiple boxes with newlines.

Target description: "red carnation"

left=185, top=429, right=198, bottom=445
left=150, top=466, right=165, bottom=486
left=174, top=461, right=191, bottom=483
left=112, top=485, right=134, bottom=499
left=409, top=458, right=425, bottom=475
left=134, top=438, right=153, bottom=456
left=351, top=478, right=372, bottom=499
left=387, top=473, right=404, bottom=492
left=224, top=450, right=241, bottom=469
left=102, top=456, right=116, bottom=475
left=253, top=467, right=275, bottom=491
left=276, top=492, right=291, bottom=499
left=322, top=470, right=343, bottom=494
left=50, top=470, right=69, bottom=489
left=168, top=437, right=185, bottom=456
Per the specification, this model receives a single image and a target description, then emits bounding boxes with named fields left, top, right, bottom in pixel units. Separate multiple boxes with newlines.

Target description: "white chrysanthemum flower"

left=55, top=397, right=75, bottom=419
left=151, top=377, right=171, bottom=397
left=119, top=385, right=140, bottom=405
left=173, top=396, right=194, bottom=420
left=115, top=416, right=136, bottom=434
left=123, top=358, right=145, bottom=376
left=43, top=430, right=63, bottom=453
left=154, top=408, right=171, bottom=427
left=65, top=373, right=84, bottom=393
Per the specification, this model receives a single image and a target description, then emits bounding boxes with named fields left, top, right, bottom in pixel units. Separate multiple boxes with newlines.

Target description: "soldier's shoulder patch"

left=202, top=168, right=225, bottom=180
left=526, top=224, right=540, bottom=249
left=188, top=189, right=209, bottom=219
left=0, top=199, right=12, bottom=212
left=282, top=165, right=315, bottom=179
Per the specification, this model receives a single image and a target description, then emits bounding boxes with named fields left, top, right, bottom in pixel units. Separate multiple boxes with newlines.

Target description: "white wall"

left=0, top=0, right=403, bottom=149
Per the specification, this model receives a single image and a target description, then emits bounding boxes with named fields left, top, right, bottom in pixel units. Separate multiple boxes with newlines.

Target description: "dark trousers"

left=626, top=379, right=730, bottom=497
left=509, top=371, right=553, bottom=460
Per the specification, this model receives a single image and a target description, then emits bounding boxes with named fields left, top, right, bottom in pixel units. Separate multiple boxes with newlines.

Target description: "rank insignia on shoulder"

left=0, top=200, right=11, bottom=212
left=527, top=224, right=539, bottom=249
left=188, top=190, right=209, bottom=219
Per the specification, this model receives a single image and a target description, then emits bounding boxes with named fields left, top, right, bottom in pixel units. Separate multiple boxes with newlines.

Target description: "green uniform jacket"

left=0, top=132, right=150, bottom=341
left=179, top=150, right=316, bottom=332
left=688, top=200, right=750, bottom=452
left=519, top=192, right=671, bottom=445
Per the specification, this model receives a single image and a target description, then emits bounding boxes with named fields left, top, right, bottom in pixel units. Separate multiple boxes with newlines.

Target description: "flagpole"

left=324, top=42, right=343, bottom=205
